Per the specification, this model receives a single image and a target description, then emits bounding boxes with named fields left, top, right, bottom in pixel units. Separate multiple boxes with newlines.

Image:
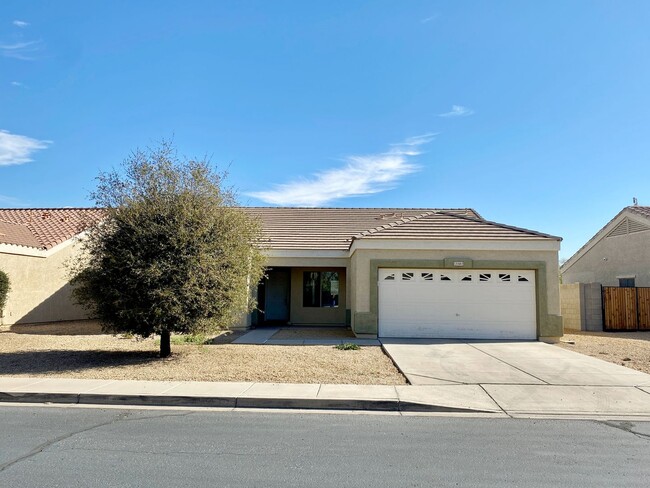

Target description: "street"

left=1, top=405, right=649, bottom=487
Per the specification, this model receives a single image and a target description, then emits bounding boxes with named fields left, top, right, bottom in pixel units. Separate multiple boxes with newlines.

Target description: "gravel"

left=0, top=323, right=406, bottom=385
left=557, top=329, right=650, bottom=374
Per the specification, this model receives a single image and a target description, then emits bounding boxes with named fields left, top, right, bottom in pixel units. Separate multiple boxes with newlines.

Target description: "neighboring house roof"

left=0, top=208, right=104, bottom=250
left=246, top=207, right=559, bottom=251
left=561, top=206, right=650, bottom=272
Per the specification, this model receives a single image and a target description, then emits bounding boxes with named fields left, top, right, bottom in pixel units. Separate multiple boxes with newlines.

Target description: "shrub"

left=335, top=343, right=360, bottom=351
left=0, top=269, right=9, bottom=314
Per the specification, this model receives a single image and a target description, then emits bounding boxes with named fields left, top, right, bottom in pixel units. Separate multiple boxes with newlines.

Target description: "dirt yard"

left=0, top=322, right=405, bottom=385
left=558, top=330, right=650, bottom=374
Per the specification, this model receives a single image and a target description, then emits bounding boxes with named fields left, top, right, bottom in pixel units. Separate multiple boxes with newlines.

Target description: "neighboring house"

left=0, top=207, right=563, bottom=342
left=559, top=205, right=650, bottom=332
left=245, top=207, right=562, bottom=342
left=561, top=205, right=650, bottom=287
left=0, top=208, right=103, bottom=326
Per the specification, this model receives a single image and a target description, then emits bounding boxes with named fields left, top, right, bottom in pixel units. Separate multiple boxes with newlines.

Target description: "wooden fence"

left=603, top=287, right=650, bottom=331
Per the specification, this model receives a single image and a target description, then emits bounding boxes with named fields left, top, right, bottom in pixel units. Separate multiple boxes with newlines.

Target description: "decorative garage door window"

left=303, top=271, right=339, bottom=308
left=380, top=269, right=534, bottom=285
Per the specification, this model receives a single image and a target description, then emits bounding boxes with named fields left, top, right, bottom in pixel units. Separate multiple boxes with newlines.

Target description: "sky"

left=1, top=1, right=650, bottom=260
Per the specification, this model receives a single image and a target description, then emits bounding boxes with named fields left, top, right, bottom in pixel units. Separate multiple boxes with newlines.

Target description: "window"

left=499, top=273, right=511, bottom=282
left=440, top=274, right=452, bottom=281
left=421, top=272, right=434, bottom=281
left=402, top=272, right=414, bottom=281
left=517, top=275, right=529, bottom=282
left=461, top=274, right=472, bottom=282
left=479, top=273, right=492, bottom=282
left=303, top=271, right=339, bottom=307
left=383, top=273, right=395, bottom=281
left=619, top=277, right=635, bottom=288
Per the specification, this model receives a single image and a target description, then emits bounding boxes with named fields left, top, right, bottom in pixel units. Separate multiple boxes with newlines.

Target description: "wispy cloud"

left=0, top=40, right=42, bottom=60
left=0, top=194, right=25, bottom=206
left=0, top=130, right=51, bottom=166
left=247, top=134, right=437, bottom=206
left=421, top=14, right=440, bottom=24
left=10, top=81, right=24, bottom=87
left=438, top=105, right=474, bottom=117
left=12, top=20, right=30, bottom=28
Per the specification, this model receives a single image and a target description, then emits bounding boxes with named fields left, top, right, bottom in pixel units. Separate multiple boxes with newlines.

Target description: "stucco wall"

left=349, top=245, right=562, bottom=339
left=562, top=230, right=650, bottom=286
left=0, top=242, right=89, bottom=325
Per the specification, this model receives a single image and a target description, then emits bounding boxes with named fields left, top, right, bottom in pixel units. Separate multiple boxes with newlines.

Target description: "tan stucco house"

left=245, top=207, right=562, bottom=342
left=560, top=205, right=650, bottom=331
left=561, top=205, right=650, bottom=287
left=0, top=208, right=103, bottom=326
left=1, top=207, right=563, bottom=341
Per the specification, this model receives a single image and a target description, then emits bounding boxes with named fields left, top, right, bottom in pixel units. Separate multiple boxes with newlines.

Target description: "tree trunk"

left=160, top=329, right=171, bottom=358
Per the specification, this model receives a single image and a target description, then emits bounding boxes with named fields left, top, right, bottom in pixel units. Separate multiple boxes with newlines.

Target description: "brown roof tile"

left=354, top=211, right=559, bottom=241
left=0, top=208, right=104, bottom=250
left=245, top=207, right=556, bottom=250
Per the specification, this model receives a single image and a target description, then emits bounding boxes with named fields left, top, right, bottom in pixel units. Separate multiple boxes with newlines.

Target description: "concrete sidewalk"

left=2, top=376, right=650, bottom=418
left=0, top=377, right=499, bottom=414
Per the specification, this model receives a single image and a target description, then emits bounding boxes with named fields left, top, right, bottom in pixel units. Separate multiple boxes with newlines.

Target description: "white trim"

left=616, top=274, right=637, bottom=279
left=350, top=238, right=560, bottom=253
left=0, top=237, right=77, bottom=258
left=263, top=249, right=349, bottom=259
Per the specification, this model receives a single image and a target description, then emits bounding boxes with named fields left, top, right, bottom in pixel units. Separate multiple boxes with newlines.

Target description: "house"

left=244, top=207, right=563, bottom=342
left=1, top=207, right=563, bottom=341
left=561, top=205, right=650, bottom=287
left=0, top=208, right=103, bottom=325
left=560, top=205, right=650, bottom=331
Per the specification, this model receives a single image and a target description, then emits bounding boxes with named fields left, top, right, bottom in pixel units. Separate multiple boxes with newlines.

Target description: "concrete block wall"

left=560, top=283, right=581, bottom=330
left=560, top=282, right=603, bottom=332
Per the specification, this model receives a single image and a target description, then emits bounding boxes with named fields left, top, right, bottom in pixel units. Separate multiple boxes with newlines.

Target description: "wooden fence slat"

left=603, top=287, right=639, bottom=330
left=637, top=288, right=650, bottom=330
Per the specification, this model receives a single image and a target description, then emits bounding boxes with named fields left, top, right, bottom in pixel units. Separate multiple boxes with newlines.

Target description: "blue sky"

left=1, top=1, right=649, bottom=259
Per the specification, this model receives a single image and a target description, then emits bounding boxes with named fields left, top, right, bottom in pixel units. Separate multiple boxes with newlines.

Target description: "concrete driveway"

left=381, top=340, right=650, bottom=387
left=381, top=340, right=650, bottom=416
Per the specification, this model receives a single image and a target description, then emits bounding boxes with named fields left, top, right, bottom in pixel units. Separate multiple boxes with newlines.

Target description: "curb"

left=0, top=391, right=495, bottom=414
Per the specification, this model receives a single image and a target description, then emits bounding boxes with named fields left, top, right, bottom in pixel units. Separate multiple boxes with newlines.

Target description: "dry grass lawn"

left=0, top=322, right=405, bottom=385
left=558, top=329, right=650, bottom=375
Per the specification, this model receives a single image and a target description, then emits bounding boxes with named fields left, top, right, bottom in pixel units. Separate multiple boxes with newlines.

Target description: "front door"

left=264, top=269, right=290, bottom=323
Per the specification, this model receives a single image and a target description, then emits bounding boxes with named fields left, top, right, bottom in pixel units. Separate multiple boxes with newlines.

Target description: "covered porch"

left=252, top=266, right=348, bottom=327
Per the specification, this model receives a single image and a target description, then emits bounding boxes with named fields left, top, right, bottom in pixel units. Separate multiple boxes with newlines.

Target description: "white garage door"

left=378, top=268, right=537, bottom=340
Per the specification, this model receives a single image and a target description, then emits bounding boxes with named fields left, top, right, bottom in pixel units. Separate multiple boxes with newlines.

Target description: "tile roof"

left=627, top=205, right=650, bottom=220
left=0, top=208, right=104, bottom=250
left=245, top=207, right=557, bottom=250
left=0, top=206, right=558, bottom=252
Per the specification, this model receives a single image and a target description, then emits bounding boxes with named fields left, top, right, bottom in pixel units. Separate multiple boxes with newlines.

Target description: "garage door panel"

left=378, top=268, right=536, bottom=340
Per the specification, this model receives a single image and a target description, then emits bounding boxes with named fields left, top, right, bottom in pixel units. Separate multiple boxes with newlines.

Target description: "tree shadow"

left=4, top=320, right=103, bottom=336
left=0, top=349, right=161, bottom=376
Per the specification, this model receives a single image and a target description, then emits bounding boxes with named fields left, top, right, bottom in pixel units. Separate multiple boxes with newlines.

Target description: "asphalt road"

left=1, top=406, right=649, bottom=487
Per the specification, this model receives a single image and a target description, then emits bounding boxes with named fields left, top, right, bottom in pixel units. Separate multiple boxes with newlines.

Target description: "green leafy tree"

left=71, top=142, right=266, bottom=357
left=0, top=269, right=10, bottom=320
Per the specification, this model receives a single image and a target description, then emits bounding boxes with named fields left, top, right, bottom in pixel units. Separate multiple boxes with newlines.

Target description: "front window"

left=303, top=271, right=339, bottom=307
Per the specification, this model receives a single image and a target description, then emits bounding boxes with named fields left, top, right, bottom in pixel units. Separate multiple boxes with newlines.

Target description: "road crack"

left=0, top=410, right=194, bottom=473
left=595, top=420, right=650, bottom=441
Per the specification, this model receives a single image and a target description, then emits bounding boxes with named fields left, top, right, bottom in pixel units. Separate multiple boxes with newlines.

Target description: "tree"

left=70, top=142, right=266, bottom=357
left=0, top=269, right=9, bottom=322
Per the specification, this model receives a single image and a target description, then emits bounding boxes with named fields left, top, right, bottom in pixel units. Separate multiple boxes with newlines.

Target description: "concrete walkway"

left=232, top=328, right=381, bottom=346
left=0, top=377, right=499, bottom=414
